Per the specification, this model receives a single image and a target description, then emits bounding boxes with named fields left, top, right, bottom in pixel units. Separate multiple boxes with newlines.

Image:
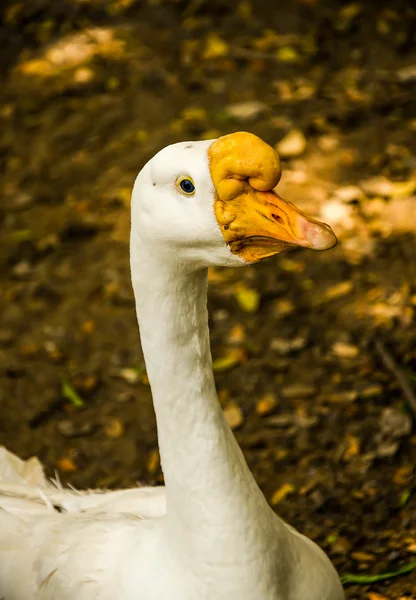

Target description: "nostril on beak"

left=271, top=213, right=283, bottom=224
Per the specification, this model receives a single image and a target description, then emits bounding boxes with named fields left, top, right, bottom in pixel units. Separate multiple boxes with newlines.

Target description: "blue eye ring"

left=177, top=176, right=196, bottom=196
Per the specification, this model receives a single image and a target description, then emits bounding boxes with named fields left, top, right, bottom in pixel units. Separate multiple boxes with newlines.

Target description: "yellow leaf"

left=147, top=449, right=160, bottom=474
left=274, top=448, right=289, bottom=461
left=140, top=372, right=150, bottom=386
left=256, top=393, right=278, bottom=417
left=181, top=106, right=207, bottom=122
left=339, top=3, right=362, bottom=22
left=276, top=46, right=300, bottom=63
left=208, top=267, right=231, bottom=283
left=279, top=258, right=305, bottom=272
left=115, top=187, right=131, bottom=206
left=332, top=342, right=359, bottom=359
left=203, top=33, right=229, bottom=60
left=200, top=129, right=222, bottom=140
left=19, top=59, right=54, bottom=77
left=235, top=284, right=260, bottom=313
left=343, top=434, right=360, bottom=460
left=324, top=281, right=353, bottom=301
left=271, top=483, right=296, bottom=505
left=213, top=348, right=246, bottom=373
left=388, top=180, right=416, bottom=198
left=73, top=67, right=94, bottom=83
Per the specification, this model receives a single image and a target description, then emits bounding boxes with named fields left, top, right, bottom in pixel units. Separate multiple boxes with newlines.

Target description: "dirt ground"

left=1, top=0, right=416, bottom=597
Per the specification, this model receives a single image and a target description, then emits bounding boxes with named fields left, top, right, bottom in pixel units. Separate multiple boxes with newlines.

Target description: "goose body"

left=0, top=133, right=344, bottom=600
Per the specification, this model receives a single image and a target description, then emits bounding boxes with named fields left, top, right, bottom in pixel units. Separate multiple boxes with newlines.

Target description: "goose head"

left=131, top=131, right=336, bottom=270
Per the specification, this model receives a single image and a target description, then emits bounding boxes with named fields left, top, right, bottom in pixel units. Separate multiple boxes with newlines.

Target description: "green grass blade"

left=62, top=380, right=85, bottom=408
left=341, top=560, right=416, bottom=586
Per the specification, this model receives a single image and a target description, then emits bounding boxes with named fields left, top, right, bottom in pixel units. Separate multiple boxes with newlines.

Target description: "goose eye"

left=177, top=176, right=196, bottom=196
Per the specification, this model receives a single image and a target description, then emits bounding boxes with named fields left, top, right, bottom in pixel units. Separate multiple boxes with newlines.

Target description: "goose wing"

left=0, top=447, right=166, bottom=600
left=0, top=446, right=166, bottom=519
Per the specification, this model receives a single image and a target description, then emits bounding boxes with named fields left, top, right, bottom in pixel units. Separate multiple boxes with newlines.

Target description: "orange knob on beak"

left=208, top=132, right=337, bottom=262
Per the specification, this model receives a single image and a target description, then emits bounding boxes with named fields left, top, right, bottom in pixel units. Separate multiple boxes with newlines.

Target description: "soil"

left=1, top=0, right=416, bottom=598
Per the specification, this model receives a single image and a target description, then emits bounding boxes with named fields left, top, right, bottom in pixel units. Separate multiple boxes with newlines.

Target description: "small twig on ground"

left=375, top=340, right=416, bottom=419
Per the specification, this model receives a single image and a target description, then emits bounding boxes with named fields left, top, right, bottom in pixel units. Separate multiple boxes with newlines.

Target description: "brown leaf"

left=105, top=418, right=124, bottom=439
left=393, top=465, right=413, bottom=486
left=256, top=393, right=278, bottom=417
left=57, top=457, right=77, bottom=472
left=351, top=551, right=375, bottom=562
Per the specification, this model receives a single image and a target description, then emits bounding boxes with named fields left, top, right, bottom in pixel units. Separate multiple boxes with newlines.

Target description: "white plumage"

left=0, top=133, right=343, bottom=600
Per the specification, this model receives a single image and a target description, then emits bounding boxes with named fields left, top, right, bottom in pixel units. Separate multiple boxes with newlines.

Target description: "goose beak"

left=208, top=132, right=337, bottom=263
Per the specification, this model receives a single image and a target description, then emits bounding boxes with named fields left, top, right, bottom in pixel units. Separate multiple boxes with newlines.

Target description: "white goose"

left=0, top=132, right=344, bottom=600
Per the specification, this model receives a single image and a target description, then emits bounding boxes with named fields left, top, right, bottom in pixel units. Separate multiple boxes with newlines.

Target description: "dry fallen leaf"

left=105, top=417, right=124, bottom=439
left=323, top=281, right=354, bottom=301
left=271, top=483, right=296, bottom=505
left=343, top=434, right=360, bottom=461
left=235, top=284, right=260, bottom=313
left=256, top=393, right=278, bottom=417
left=57, top=457, right=77, bottom=472
left=351, top=551, right=375, bottom=562
left=118, top=368, right=140, bottom=385
left=275, top=129, right=306, bottom=158
left=181, top=106, right=208, bottom=123
left=223, top=402, right=244, bottom=430
left=202, top=33, right=229, bottom=60
left=227, top=324, right=246, bottom=345
left=213, top=348, right=246, bottom=373
left=332, top=342, right=359, bottom=359
left=225, top=101, right=268, bottom=121
left=360, top=176, right=416, bottom=198
left=393, top=465, right=413, bottom=486
left=147, top=449, right=160, bottom=474
left=276, top=46, right=300, bottom=63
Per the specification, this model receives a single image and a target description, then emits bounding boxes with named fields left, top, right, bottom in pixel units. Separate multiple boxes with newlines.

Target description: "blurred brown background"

left=0, top=1, right=415, bottom=597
